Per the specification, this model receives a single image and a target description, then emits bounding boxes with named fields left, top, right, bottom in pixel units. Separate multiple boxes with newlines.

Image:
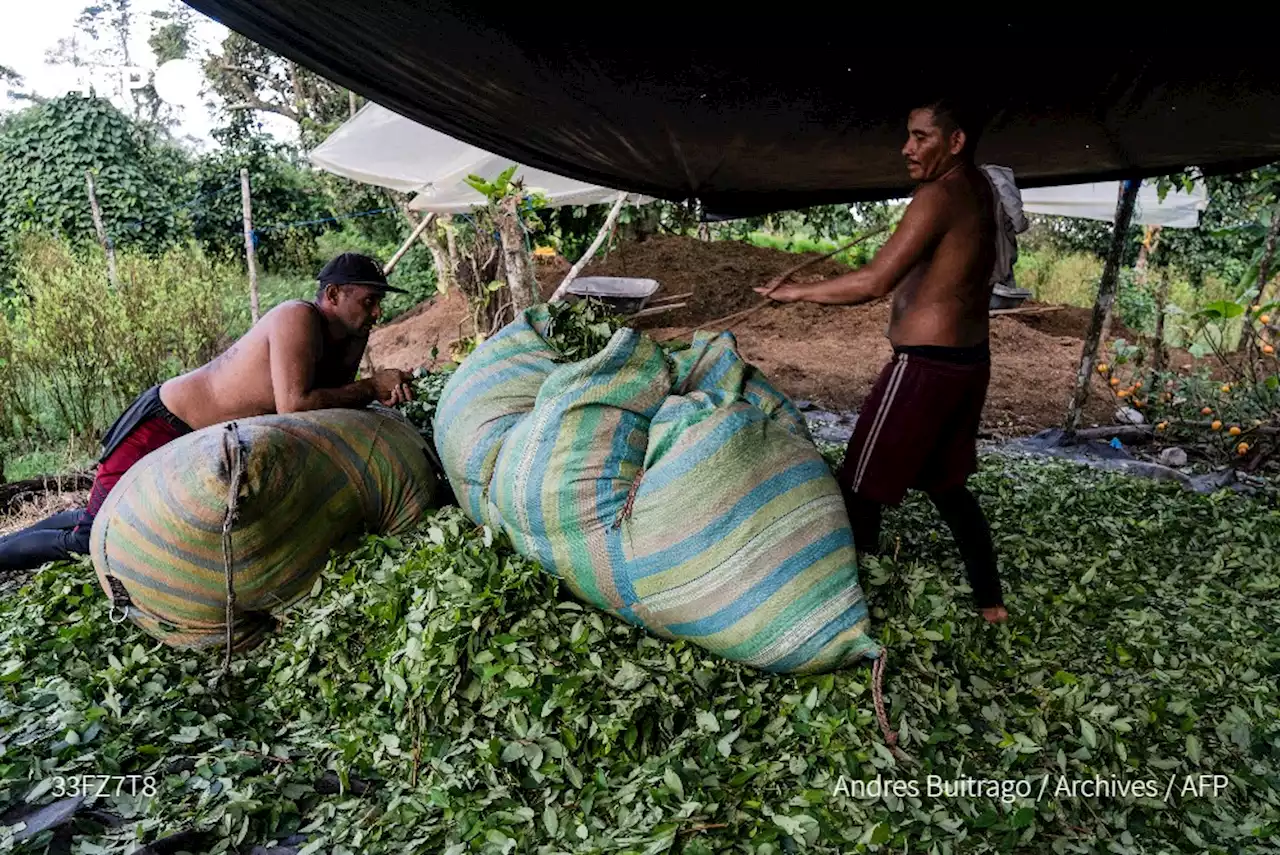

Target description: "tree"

left=202, top=32, right=358, bottom=149
left=39, top=0, right=188, bottom=132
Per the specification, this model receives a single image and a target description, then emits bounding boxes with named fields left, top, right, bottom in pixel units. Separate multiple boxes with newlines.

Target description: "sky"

left=0, top=0, right=297, bottom=151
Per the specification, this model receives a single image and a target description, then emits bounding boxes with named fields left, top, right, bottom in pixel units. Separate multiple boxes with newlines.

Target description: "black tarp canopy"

left=181, top=5, right=1280, bottom=218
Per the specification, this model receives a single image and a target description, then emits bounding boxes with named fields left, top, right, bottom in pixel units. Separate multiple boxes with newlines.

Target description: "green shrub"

left=1014, top=247, right=1103, bottom=307
left=5, top=234, right=240, bottom=441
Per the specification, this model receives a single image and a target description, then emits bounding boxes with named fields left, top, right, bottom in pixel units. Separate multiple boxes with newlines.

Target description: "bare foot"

left=980, top=606, right=1009, bottom=623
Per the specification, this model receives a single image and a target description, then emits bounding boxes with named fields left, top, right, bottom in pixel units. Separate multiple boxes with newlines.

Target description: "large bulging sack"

left=90, top=408, right=439, bottom=651
left=435, top=306, right=879, bottom=674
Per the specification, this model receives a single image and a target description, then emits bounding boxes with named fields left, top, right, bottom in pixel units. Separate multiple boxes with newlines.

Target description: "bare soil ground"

left=367, top=235, right=1195, bottom=436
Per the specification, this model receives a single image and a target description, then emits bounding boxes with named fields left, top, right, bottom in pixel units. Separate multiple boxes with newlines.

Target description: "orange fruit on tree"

left=1097, top=363, right=1108, bottom=374
left=1265, top=344, right=1276, bottom=355
left=1221, top=384, right=1232, bottom=393
left=1110, top=377, right=1120, bottom=386
left=1261, top=314, right=1272, bottom=325
left=1229, top=425, right=1241, bottom=436
left=1202, top=407, right=1213, bottom=415
left=1134, top=380, right=1143, bottom=389
left=1117, top=389, right=1129, bottom=398
left=1238, top=442, right=1250, bottom=456
left=1156, top=421, right=1168, bottom=431
left=1211, top=420, right=1223, bottom=431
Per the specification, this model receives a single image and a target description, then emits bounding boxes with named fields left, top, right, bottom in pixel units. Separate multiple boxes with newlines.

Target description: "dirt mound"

left=366, top=289, right=472, bottom=372
left=647, top=298, right=1117, bottom=435
left=370, top=235, right=1151, bottom=434
left=534, top=235, right=849, bottom=328
left=1010, top=303, right=1142, bottom=344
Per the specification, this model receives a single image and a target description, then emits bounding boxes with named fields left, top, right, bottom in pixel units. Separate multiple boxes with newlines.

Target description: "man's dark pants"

left=835, top=342, right=1004, bottom=609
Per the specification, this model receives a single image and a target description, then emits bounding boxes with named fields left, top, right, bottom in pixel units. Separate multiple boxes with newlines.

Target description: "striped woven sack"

left=89, top=408, right=439, bottom=651
left=434, top=306, right=879, bottom=674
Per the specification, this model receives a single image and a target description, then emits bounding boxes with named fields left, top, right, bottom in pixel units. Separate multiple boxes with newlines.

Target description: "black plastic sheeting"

left=181, top=6, right=1280, bottom=218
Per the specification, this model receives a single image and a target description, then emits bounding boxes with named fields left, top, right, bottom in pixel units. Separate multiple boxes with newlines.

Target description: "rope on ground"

left=657, top=225, right=888, bottom=343
left=871, top=648, right=916, bottom=767
left=221, top=422, right=246, bottom=674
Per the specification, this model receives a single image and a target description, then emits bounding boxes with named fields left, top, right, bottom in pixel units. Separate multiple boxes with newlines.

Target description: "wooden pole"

left=85, top=170, right=118, bottom=288
left=1148, top=265, right=1171, bottom=391
left=381, top=211, right=437, bottom=275
left=1064, top=179, right=1141, bottom=435
left=550, top=192, right=628, bottom=302
left=383, top=212, right=437, bottom=275
left=241, top=169, right=261, bottom=324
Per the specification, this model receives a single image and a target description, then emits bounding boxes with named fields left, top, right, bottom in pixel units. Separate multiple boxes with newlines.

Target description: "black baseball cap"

left=317, top=252, right=408, bottom=294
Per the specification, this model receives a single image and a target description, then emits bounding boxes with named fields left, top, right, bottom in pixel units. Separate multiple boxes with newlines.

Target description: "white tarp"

left=1020, top=180, right=1208, bottom=228
left=313, top=103, right=1208, bottom=228
left=309, top=102, right=649, bottom=213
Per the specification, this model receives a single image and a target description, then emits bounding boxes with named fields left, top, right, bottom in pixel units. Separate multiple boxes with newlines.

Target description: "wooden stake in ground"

left=1064, top=179, right=1141, bottom=435
left=383, top=212, right=437, bottom=275
left=241, top=169, right=261, bottom=324
left=85, top=170, right=118, bottom=288
left=550, top=191, right=628, bottom=302
left=1148, top=265, right=1171, bottom=389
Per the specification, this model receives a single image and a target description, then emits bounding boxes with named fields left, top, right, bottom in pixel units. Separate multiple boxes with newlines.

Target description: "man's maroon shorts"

left=836, top=346, right=990, bottom=506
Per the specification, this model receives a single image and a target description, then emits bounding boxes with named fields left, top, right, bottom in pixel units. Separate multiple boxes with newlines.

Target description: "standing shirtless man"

left=754, top=99, right=1010, bottom=623
left=0, top=252, right=415, bottom=572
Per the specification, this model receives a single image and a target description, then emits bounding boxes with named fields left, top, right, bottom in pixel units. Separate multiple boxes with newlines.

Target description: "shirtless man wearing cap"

left=0, top=252, right=415, bottom=572
left=755, top=98, right=1009, bottom=623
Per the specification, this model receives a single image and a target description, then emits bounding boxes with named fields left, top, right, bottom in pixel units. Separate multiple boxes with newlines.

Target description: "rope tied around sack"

left=221, top=422, right=246, bottom=674
left=612, top=468, right=646, bottom=530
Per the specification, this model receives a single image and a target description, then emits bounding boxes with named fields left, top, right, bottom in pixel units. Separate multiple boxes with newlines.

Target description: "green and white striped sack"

left=434, top=306, right=879, bottom=673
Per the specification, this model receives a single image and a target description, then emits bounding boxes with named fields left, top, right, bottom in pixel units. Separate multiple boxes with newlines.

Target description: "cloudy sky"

left=0, top=0, right=296, bottom=150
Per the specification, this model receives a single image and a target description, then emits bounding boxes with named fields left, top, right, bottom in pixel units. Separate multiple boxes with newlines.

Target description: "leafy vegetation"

left=1098, top=298, right=1279, bottom=467
left=0, top=94, right=190, bottom=278
left=0, top=235, right=241, bottom=445
left=1, top=451, right=1277, bottom=853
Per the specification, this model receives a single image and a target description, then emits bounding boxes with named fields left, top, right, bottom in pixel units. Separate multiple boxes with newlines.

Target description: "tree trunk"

left=1064, top=180, right=1141, bottom=435
left=1148, top=265, right=1171, bottom=390
left=400, top=205, right=456, bottom=293
left=497, top=195, right=537, bottom=315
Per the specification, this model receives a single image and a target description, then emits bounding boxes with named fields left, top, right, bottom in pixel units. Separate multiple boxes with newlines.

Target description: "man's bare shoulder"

left=260, top=300, right=321, bottom=336
left=907, top=180, right=956, bottom=216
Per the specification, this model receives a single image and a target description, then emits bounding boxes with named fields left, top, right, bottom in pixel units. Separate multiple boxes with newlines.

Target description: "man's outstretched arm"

left=756, top=184, right=949, bottom=305
left=269, top=305, right=380, bottom=414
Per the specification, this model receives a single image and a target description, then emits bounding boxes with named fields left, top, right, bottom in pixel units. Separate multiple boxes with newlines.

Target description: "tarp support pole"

left=1064, top=179, right=1141, bottom=436
left=550, top=192, right=629, bottom=302
left=384, top=212, right=437, bottom=275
